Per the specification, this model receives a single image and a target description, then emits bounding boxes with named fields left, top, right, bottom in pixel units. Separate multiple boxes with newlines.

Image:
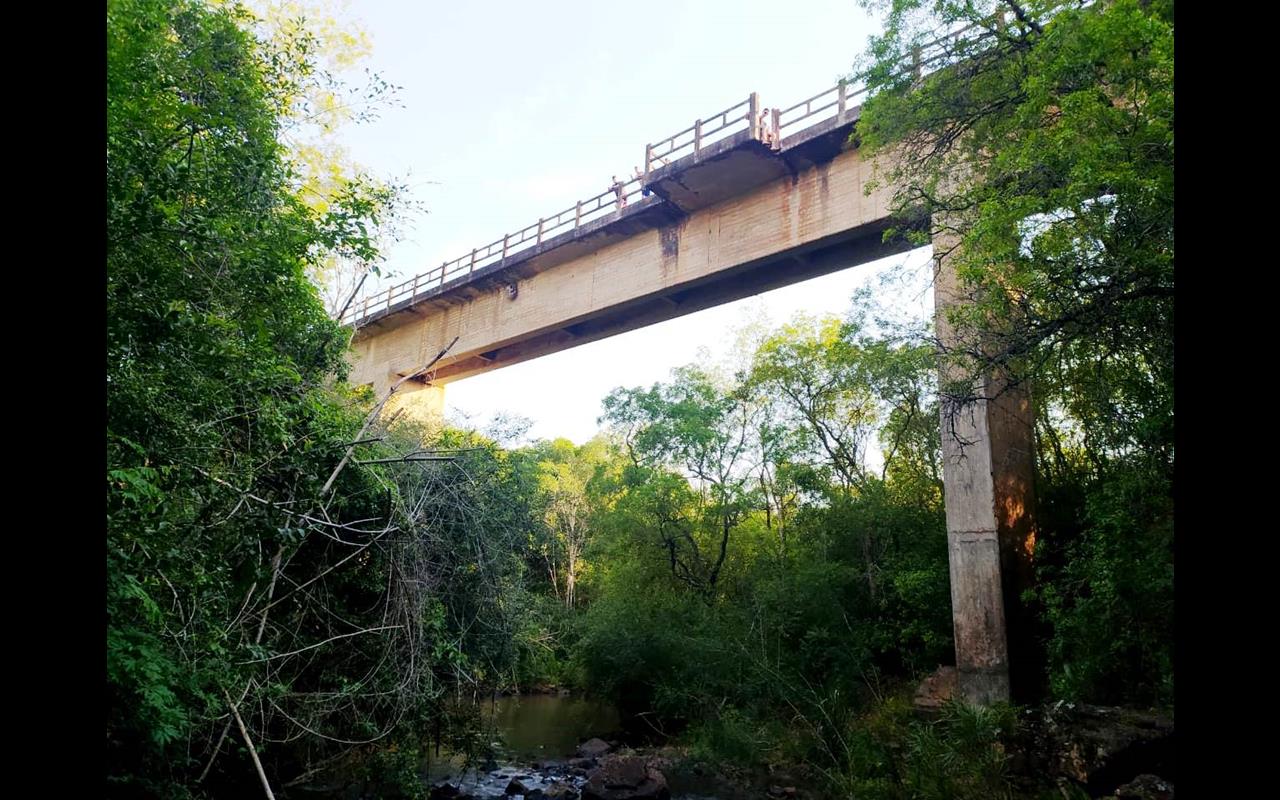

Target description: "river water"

left=486, top=693, right=623, bottom=761
left=421, top=693, right=623, bottom=797
left=422, top=693, right=728, bottom=799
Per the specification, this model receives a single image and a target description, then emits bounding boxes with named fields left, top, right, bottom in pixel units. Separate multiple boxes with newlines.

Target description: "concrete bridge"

left=344, top=19, right=1035, bottom=708
left=344, top=83, right=907, bottom=399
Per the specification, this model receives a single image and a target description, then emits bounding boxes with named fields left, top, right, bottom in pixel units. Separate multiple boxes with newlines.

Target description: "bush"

left=1037, top=467, right=1174, bottom=707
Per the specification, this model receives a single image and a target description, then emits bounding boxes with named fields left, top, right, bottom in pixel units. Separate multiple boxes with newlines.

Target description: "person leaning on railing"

left=757, top=108, right=780, bottom=149
left=610, top=175, right=627, bottom=208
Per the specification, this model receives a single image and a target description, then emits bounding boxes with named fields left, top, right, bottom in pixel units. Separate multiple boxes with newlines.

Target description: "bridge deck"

left=351, top=104, right=867, bottom=338
left=343, top=19, right=985, bottom=332
left=344, top=19, right=984, bottom=332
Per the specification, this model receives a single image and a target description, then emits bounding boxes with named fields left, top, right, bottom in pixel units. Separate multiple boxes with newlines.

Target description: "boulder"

left=506, top=778, right=529, bottom=796
left=582, top=756, right=669, bottom=800
left=1017, top=704, right=1175, bottom=795
left=577, top=738, right=613, bottom=758
left=1115, top=774, right=1174, bottom=799
left=543, top=782, right=579, bottom=800
left=430, top=784, right=462, bottom=800
left=913, top=666, right=958, bottom=712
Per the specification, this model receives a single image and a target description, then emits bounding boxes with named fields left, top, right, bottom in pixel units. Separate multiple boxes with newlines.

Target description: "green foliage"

left=574, top=307, right=957, bottom=780
left=107, top=1, right=540, bottom=795
left=106, top=2, right=1173, bottom=796
left=1036, top=467, right=1174, bottom=706
left=686, top=707, right=778, bottom=766
left=901, top=702, right=1018, bottom=800
left=600, top=367, right=760, bottom=599
left=749, top=314, right=882, bottom=489
left=853, top=0, right=1174, bottom=710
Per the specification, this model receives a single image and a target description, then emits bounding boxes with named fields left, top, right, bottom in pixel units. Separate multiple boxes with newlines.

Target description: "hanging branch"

left=320, top=335, right=460, bottom=497
left=335, top=270, right=369, bottom=322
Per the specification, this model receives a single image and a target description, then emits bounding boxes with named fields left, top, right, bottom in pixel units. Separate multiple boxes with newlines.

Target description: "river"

left=422, top=692, right=731, bottom=800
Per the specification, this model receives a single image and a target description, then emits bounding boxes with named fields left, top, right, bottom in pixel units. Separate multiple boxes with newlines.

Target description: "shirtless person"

left=758, top=108, right=779, bottom=148
left=611, top=175, right=627, bottom=208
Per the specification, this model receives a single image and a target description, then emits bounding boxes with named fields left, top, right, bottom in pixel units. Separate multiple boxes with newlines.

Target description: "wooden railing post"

left=575, top=200, right=582, bottom=228
left=469, top=248, right=477, bottom=275
left=771, top=108, right=781, bottom=147
left=644, top=143, right=653, bottom=179
left=536, top=218, right=544, bottom=244
left=911, top=45, right=922, bottom=79
left=694, top=119, right=703, bottom=154
left=385, top=286, right=392, bottom=310
left=837, top=81, right=848, bottom=114
left=748, top=92, right=760, bottom=139
left=412, top=274, right=419, bottom=298
left=502, top=233, right=509, bottom=260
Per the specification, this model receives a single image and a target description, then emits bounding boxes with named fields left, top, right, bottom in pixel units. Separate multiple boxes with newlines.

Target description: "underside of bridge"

left=347, top=108, right=918, bottom=396
left=346, top=108, right=1037, bottom=708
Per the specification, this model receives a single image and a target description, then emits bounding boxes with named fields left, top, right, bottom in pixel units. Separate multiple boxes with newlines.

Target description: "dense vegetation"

left=108, top=1, right=540, bottom=795
left=107, top=1, right=1172, bottom=798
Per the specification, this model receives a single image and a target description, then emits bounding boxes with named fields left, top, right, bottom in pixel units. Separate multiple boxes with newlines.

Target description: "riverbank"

left=427, top=737, right=817, bottom=800
left=411, top=685, right=1175, bottom=800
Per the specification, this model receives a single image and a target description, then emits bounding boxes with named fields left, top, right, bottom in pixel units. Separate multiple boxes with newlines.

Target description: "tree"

left=749, top=314, right=880, bottom=492
left=853, top=0, right=1174, bottom=704
left=747, top=309, right=940, bottom=598
left=107, top=3, right=522, bottom=795
left=600, top=366, right=762, bottom=600
left=240, top=0, right=418, bottom=316
left=529, top=437, right=612, bottom=609
left=854, top=0, right=1173, bottom=457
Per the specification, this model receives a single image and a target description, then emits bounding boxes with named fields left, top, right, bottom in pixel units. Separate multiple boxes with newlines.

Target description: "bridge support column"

left=934, top=234, right=1038, bottom=707
left=384, top=380, right=446, bottom=431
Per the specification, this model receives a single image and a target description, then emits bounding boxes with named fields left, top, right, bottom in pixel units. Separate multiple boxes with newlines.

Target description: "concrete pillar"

left=934, top=233, right=1038, bottom=706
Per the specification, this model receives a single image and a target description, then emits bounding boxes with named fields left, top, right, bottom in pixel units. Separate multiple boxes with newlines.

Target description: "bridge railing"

left=343, top=176, right=647, bottom=325
left=775, top=20, right=988, bottom=138
left=342, top=16, right=1003, bottom=327
left=643, top=94, right=756, bottom=176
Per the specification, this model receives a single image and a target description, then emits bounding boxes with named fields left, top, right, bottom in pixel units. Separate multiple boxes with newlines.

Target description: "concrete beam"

left=347, top=140, right=908, bottom=394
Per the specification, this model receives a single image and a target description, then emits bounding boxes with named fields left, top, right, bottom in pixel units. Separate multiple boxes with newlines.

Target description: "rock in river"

left=581, top=756, right=669, bottom=800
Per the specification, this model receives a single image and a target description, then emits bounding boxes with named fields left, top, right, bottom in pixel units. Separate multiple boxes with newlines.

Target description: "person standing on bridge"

left=758, top=108, right=780, bottom=149
left=634, top=166, right=651, bottom=197
left=611, top=175, right=627, bottom=209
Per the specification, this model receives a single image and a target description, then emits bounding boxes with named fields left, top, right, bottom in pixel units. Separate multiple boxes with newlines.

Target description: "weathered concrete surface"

left=934, top=231, right=1038, bottom=705
left=346, top=117, right=909, bottom=397
left=383, top=381, right=445, bottom=429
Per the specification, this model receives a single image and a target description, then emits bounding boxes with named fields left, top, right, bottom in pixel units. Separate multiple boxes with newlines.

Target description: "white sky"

left=329, top=0, right=934, bottom=445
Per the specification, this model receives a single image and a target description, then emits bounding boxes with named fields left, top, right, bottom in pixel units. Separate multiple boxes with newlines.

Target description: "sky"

left=326, top=0, right=935, bottom=445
